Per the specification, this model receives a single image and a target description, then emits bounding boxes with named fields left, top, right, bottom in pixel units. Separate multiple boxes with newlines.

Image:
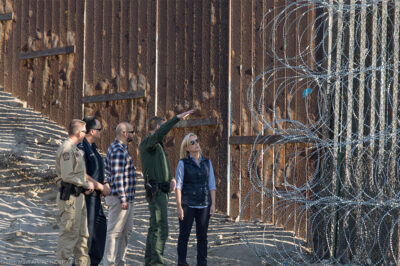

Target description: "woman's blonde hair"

left=179, top=132, right=201, bottom=159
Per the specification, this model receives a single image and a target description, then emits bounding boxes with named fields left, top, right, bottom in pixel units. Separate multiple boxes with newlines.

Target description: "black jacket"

left=78, top=138, right=105, bottom=184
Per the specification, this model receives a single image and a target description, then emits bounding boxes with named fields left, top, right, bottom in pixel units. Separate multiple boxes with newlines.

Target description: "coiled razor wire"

left=239, top=1, right=400, bottom=265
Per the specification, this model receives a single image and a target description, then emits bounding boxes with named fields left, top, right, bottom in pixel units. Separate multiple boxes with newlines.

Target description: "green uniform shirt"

left=139, top=116, right=180, bottom=183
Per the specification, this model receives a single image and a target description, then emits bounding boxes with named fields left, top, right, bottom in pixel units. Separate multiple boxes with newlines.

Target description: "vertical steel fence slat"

left=331, top=0, right=344, bottom=258
left=378, top=1, right=388, bottom=200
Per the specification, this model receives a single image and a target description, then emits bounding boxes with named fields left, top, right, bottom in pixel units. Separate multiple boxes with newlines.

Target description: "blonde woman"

left=175, top=133, right=216, bottom=266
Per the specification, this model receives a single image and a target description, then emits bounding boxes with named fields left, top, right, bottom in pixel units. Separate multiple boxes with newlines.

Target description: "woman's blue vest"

left=181, top=156, right=210, bottom=207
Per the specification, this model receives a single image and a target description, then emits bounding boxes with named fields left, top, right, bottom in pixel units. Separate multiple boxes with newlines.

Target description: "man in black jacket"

left=78, top=116, right=110, bottom=266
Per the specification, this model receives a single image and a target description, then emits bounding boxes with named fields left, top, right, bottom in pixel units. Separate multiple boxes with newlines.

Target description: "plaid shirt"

left=105, top=139, right=136, bottom=203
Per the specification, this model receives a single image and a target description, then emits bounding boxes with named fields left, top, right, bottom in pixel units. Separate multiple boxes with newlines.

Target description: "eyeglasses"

left=126, top=131, right=135, bottom=134
left=189, top=139, right=200, bottom=145
left=92, top=127, right=103, bottom=131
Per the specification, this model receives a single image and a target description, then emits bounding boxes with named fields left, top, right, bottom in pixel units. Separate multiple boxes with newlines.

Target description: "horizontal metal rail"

left=82, top=90, right=146, bottom=103
left=0, top=12, right=12, bottom=21
left=19, top=46, right=75, bottom=60
left=174, top=117, right=218, bottom=128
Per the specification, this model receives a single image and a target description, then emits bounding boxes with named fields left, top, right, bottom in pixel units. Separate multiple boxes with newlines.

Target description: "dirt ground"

left=0, top=88, right=306, bottom=265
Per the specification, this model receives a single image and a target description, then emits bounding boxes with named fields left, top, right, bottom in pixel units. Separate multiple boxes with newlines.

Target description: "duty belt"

left=60, top=181, right=86, bottom=196
left=149, top=181, right=170, bottom=193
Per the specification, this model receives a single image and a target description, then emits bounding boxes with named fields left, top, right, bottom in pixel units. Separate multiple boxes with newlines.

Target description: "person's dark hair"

left=148, top=116, right=164, bottom=131
left=83, top=116, right=101, bottom=132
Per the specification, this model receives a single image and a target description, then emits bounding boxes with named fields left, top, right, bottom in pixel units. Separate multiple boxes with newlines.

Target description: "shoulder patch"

left=62, top=152, right=70, bottom=161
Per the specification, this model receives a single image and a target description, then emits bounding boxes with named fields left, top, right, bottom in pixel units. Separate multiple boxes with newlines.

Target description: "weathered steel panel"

left=73, top=0, right=84, bottom=121
left=130, top=0, right=150, bottom=160
left=18, top=0, right=29, bottom=102
left=296, top=2, right=313, bottom=239
left=153, top=1, right=229, bottom=217
left=225, top=1, right=317, bottom=234
left=80, top=0, right=155, bottom=159
left=216, top=0, right=229, bottom=214
left=283, top=0, right=297, bottom=232
left=273, top=2, right=287, bottom=229
left=125, top=0, right=138, bottom=156
left=42, top=0, right=52, bottom=117
left=145, top=0, right=157, bottom=119
left=240, top=0, right=255, bottom=221
left=0, top=1, right=4, bottom=89
left=157, top=0, right=167, bottom=118
left=33, top=0, right=44, bottom=112
left=175, top=0, right=185, bottom=113
left=11, top=0, right=20, bottom=97
left=192, top=0, right=202, bottom=114
left=262, top=0, right=274, bottom=225
left=253, top=0, right=265, bottom=222
left=165, top=0, right=184, bottom=174
left=49, top=0, right=60, bottom=122
left=137, top=0, right=148, bottom=82
left=85, top=0, right=105, bottom=147
left=119, top=0, right=129, bottom=95
left=2, top=0, right=13, bottom=94
left=230, top=0, right=242, bottom=219
left=128, top=0, right=138, bottom=86
left=209, top=0, right=222, bottom=211
left=58, top=0, right=68, bottom=127
left=102, top=0, right=113, bottom=149
left=26, top=0, right=36, bottom=109
left=111, top=0, right=120, bottom=93
left=63, top=0, right=75, bottom=123
left=84, top=0, right=94, bottom=96
left=166, top=0, right=176, bottom=116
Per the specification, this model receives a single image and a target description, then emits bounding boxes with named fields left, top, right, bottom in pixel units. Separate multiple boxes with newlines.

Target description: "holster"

left=145, top=175, right=158, bottom=202
left=59, top=181, right=85, bottom=200
left=59, top=181, right=72, bottom=200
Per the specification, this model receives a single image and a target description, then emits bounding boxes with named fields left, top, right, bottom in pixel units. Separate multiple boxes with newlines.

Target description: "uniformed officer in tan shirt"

left=56, top=119, right=95, bottom=266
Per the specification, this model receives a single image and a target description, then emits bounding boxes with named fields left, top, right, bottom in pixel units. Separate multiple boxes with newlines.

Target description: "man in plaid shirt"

left=103, top=122, right=136, bottom=265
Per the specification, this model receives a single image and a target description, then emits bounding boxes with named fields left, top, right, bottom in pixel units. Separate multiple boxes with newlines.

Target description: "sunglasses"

left=92, top=127, right=103, bottom=131
left=81, top=130, right=87, bottom=134
left=189, top=139, right=200, bottom=145
left=127, top=131, right=135, bottom=134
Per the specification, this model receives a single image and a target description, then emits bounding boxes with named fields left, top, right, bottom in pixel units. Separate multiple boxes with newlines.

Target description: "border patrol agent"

left=56, top=119, right=94, bottom=266
left=139, top=110, right=193, bottom=266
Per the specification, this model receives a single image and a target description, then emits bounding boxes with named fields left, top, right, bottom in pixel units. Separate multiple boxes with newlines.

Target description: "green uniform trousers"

left=145, top=191, right=169, bottom=266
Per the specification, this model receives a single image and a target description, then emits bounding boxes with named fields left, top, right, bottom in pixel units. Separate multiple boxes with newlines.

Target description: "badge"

left=62, top=152, right=70, bottom=161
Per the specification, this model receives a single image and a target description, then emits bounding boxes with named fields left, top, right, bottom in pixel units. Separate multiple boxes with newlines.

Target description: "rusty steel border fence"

left=0, top=0, right=318, bottom=240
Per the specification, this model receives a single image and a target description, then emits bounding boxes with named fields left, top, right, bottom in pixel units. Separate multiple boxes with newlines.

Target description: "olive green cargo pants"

left=145, top=191, right=169, bottom=266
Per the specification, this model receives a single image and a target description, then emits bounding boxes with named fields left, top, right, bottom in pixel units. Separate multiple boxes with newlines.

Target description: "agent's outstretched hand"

left=177, top=110, right=194, bottom=120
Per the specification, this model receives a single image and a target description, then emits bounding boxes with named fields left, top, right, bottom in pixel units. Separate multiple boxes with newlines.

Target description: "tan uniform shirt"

left=56, top=138, right=90, bottom=189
